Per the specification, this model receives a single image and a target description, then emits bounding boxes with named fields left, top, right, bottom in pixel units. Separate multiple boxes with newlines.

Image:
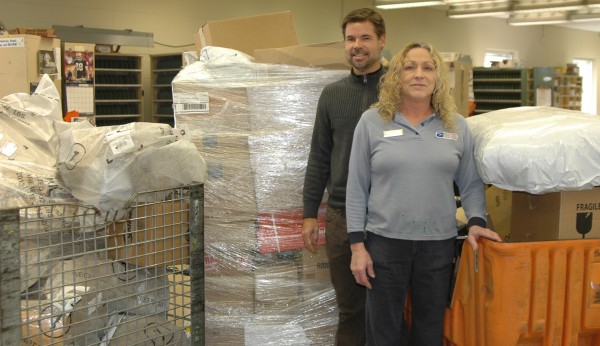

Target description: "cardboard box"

left=168, top=270, right=191, bottom=328
left=244, top=316, right=310, bottom=345
left=194, top=11, right=298, bottom=57
left=206, top=320, right=247, bottom=345
left=205, top=273, right=255, bottom=315
left=257, top=204, right=326, bottom=253
left=8, top=28, right=56, bottom=37
left=65, top=291, right=110, bottom=345
left=511, top=188, right=600, bottom=242
left=457, top=186, right=512, bottom=241
left=173, top=89, right=252, bottom=132
left=254, top=41, right=350, bottom=70
left=300, top=247, right=331, bottom=284
left=21, top=300, right=69, bottom=345
left=104, top=314, right=188, bottom=345
left=204, top=237, right=257, bottom=277
left=205, top=206, right=257, bottom=226
left=107, top=201, right=190, bottom=267
left=485, top=185, right=512, bottom=242
left=254, top=262, right=301, bottom=312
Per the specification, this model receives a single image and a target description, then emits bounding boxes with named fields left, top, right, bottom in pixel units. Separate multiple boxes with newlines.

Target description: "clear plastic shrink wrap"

left=467, top=106, right=600, bottom=194
left=173, top=47, right=347, bottom=345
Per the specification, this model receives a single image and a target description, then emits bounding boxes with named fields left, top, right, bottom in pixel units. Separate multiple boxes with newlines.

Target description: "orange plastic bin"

left=444, top=238, right=600, bottom=346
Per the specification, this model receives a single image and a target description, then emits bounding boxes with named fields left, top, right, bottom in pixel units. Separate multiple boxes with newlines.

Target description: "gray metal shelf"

left=472, top=67, right=531, bottom=114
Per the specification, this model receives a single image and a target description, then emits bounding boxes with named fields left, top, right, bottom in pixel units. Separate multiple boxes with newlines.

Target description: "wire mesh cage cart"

left=0, top=183, right=204, bottom=346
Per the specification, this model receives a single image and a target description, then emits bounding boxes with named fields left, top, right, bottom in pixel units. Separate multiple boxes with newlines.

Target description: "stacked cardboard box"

left=511, top=188, right=600, bottom=241
left=484, top=185, right=600, bottom=242
left=254, top=41, right=350, bottom=70
left=485, top=185, right=512, bottom=242
left=174, top=59, right=345, bottom=344
left=193, top=11, right=298, bottom=58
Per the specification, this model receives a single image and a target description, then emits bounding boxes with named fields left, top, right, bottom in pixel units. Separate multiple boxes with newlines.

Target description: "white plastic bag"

left=467, top=106, right=600, bottom=194
left=0, top=75, right=80, bottom=209
left=57, top=122, right=206, bottom=218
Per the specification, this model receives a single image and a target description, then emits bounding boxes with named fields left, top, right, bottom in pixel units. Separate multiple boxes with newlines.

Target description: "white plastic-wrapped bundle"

left=0, top=74, right=79, bottom=210
left=56, top=122, right=206, bottom=219
left=467, top=106, right=600, bottom=194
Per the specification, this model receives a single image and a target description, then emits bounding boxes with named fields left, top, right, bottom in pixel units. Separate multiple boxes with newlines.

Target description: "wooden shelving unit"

left=553, top=73, right=582, bottom=111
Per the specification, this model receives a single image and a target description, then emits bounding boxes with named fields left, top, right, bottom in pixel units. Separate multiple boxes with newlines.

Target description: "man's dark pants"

left=325, top=207, right=366, bottom=346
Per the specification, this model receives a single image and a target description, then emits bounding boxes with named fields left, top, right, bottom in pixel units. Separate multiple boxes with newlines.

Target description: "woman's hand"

left=467, top=225, right=502, bottom=252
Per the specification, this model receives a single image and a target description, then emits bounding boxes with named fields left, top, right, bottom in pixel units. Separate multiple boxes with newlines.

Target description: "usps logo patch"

left=435, top=131, right=458, bottom=141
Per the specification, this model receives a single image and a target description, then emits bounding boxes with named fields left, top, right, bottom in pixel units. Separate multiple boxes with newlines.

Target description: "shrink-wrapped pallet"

left=173, top=47, right=343, bottom=345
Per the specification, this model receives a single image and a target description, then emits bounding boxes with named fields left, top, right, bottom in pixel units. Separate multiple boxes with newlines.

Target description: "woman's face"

left=400, top=47, right=437, bottom=103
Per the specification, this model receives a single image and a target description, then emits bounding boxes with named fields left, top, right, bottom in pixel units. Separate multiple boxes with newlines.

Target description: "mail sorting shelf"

left=0, top=184, right=205, bottom=346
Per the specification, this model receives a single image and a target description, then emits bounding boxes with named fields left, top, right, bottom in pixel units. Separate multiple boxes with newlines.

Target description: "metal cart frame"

left=0, top=183, right=205, bottom=346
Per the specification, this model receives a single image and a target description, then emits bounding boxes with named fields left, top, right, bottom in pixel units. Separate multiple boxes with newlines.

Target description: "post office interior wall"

left=1, top=0, right=598, bottom=115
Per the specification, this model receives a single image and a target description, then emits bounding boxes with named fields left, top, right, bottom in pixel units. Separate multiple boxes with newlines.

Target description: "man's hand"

left=302, top=218, right=320, bottom=254
left=467, top=225, right=502, bottom=252
left=350, top=242, right=375, bottom=289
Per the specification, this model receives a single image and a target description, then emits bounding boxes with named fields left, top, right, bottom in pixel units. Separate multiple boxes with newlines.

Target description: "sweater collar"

left=350, top=66, right=386, bottom=84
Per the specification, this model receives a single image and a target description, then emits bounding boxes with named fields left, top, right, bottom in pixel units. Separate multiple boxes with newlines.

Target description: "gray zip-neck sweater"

left=346, top=109, right=487, bottom=243
left=303, top=67, right=386, bottom=218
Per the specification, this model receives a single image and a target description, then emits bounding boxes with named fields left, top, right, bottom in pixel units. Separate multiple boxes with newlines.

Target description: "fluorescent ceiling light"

left=508, top=19, right=568, bottom=25
left=587, top=0, right=600, bottom=7
left=448, top=10, right=510, bottom=18
left=507, top=11, right=569, bottom=25
left=446, top=0, right=600, bottom=24
left=569, top=8, right=600, bottom=22
left=511, top=0, right=584, bottom=13
left=375, top=0, right=444, bottom=9
left=448, top=2, right=512, bottom=18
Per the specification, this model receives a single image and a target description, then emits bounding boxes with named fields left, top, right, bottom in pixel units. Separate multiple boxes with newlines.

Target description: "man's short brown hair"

left=342, top=8, right=386, bottom=38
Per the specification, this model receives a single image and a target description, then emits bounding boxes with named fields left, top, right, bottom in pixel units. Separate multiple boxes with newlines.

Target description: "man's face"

left=344, top=21, right=386, bottom=75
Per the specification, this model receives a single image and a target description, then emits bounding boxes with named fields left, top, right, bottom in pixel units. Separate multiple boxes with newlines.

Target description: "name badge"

left=383, top=129, right=404, bottom=138
left=435, top=131, right=458, bottom=141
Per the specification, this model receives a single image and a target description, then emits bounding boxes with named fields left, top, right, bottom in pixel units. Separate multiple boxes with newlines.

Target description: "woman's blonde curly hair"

left=372, top=42, right=457, bottom=131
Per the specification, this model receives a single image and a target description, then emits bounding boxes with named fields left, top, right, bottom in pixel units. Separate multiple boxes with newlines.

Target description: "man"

left=74, top=51, right=91, bottom=81
left=302, top=7, right=386, bottom=346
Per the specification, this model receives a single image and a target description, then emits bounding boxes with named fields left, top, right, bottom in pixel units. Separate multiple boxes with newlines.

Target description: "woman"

left=345, top=42, right=502, bottom=345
